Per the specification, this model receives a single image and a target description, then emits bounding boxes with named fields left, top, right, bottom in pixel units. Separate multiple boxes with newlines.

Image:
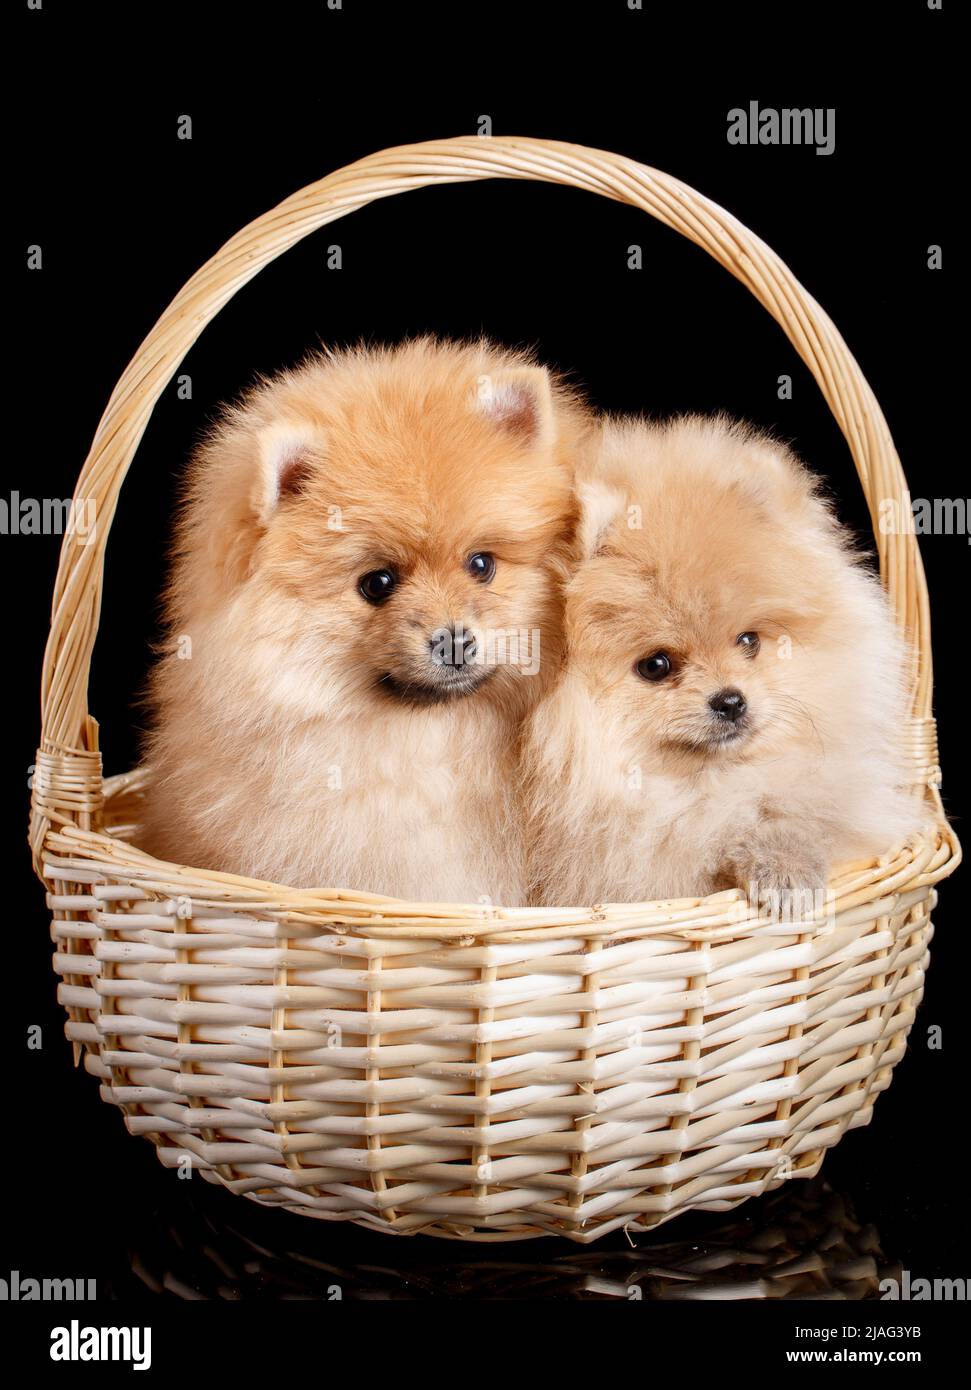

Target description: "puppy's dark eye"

left=736, top=631, right=760, bottom=656
left=467, top=552, right=496, bottom=583
left=636, top=652, right=673, bottom=682
left=358, top=569, right=398, bottom=605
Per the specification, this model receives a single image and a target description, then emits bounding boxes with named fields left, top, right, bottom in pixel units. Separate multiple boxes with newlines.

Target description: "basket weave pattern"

left=30, top=138, right=959, bottom=1242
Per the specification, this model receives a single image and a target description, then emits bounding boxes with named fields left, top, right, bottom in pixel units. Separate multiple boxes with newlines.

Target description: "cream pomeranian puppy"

left=142, top=339, right=588, bottom=901
left=524, top=415, right=925, bottom=912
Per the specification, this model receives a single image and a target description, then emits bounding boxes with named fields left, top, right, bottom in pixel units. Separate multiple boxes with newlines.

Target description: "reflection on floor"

left=108, top=1176, right=898, bottom=1300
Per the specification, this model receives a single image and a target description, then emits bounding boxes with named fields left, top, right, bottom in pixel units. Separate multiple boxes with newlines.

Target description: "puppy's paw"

left=742, top=851, right=829, bottom=923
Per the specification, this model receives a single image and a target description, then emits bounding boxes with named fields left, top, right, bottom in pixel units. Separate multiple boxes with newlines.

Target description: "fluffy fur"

left=524, top=415, right=926, bottom=910
left=142, top=338, right=588, bottom=901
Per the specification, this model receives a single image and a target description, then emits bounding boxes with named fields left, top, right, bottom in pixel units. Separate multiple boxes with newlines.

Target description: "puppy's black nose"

left=430, top=627, right=477, bottom=668
left=708, top=687, right=747, bottom=722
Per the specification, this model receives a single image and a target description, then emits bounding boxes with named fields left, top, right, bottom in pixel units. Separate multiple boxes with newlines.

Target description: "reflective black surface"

left=105, top=1176, right=896, bottom=1301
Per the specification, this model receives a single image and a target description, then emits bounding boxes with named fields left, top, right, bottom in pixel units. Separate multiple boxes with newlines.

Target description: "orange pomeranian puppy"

left=142, top=339, right=588, bottom=901
left=524, top=415, right=925, bottom=913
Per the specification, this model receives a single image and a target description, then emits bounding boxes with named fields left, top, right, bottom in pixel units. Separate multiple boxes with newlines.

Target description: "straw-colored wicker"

left=30, top=137, right=959, bottom=1243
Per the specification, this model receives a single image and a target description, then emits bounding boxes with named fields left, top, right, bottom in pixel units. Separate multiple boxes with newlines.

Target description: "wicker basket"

left=30, top=137, right=960, bottom=1243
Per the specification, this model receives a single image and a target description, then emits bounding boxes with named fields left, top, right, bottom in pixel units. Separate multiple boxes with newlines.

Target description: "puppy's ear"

left=729, top=431, right=820, bottom=511
left=252, top=421, right=322, bottom=524
left=576, top=476, right=627, bottom=559
left=474, top=365, right=555, bottom=447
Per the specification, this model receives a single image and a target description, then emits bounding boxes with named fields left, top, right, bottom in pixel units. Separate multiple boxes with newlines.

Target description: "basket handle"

left=30, top=136, right=935, bottom=864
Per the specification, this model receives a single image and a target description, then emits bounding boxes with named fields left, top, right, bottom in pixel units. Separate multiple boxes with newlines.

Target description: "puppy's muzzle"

left=708, top=687, right=747, bottom=722
left=705, top=686, right=750, bottom=744
left=429, top=625, right=478, bottom=669
left=376, top=624, right=494, bottom=706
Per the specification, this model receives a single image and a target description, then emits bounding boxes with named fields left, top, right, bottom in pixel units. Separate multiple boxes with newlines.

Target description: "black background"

left=5, top=0, right=964, bottom=1337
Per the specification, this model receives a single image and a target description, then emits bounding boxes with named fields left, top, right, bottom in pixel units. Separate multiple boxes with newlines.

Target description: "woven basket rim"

left=38, top=766, right=957, bottom=942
